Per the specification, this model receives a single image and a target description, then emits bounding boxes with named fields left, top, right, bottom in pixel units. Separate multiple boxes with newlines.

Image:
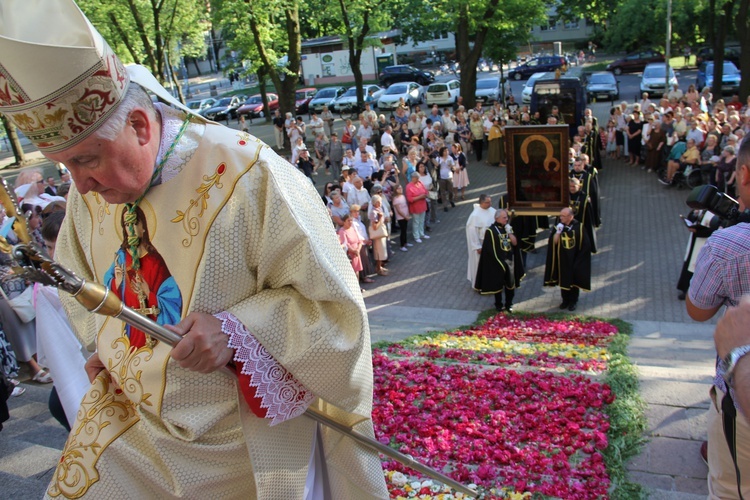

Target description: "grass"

left=372, top=309, right=649, bottom=499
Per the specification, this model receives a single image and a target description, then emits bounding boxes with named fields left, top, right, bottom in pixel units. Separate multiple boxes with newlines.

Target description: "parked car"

left=507, top=56, right=567, bottom=80
left=236, top=93, right=279, bottom=118
left=308, top=86, right=346, bottom=114
left=586, top=71, right=620, bottom=101
left=186, top=98, right=216, bottom=112
left=521, top=72, right=549, bottom=104
left=200, top=95, right=244, bottom=121
left=639, top=63, right=678, bottom=97
left=695, top=46, right=741, bottom=68
left=425, top=80, right=461, bottom=106
left=295, top=87, right=317, bottom=115
left=474, top=77, right=509, bottom=103
left=606, top=50, right=664, bottom=75
left=332, top=85, right=385, bottom=113
left=377, top=82, right=424, bottom=110
left=379, top=65, right=435, bottom=87
left=696, top=61, right=742, bottom=94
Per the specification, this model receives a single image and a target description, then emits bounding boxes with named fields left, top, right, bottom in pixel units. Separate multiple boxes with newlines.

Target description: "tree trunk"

left=711, top=0, right=734, bottom=96
left=455, top=0, right=498, bottom=109
left=211, top=27, right=222, bottom=71
left=737, top=0, right=750, bottom=100
left=190, top=57, right=202, bottom=77
left=1, top=114, right=26, bottom=165
left=257, top=68, right=272, bottom=122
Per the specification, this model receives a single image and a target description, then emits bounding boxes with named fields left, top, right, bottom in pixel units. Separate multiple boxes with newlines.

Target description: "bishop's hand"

left=168, top=312, right=234, bottom=373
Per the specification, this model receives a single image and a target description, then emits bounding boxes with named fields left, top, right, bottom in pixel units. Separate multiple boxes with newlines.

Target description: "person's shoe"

left=415, top=238, right=423, bottom=243
left=495, top=306, right=504, bottom=312
left=505, top=305, right=514, bottom=313
left=435, top=219, right=441, bottom=223
left=568, top=303, right=577, bottom=311
left=400, top=247, right=408, bottom=252
left=678, top=291, right=686, bottom=300
left=700, top=441, right=708, bottom=467
left=450, top=201, right=456, bottom=208
left=11, top=386, right=25, bottom=397
left=437, top=198, right=443, bottom=204
left=559, top=302, right=569, bottom=310
left=647, top=168, right=653, bottom=173
left=32, top=369, right=53, bottom=384
left=423, top=235, right=430, bottom=239
left=312, top=171, right=319, bottom=176
left=426, top=226, right=432, bottom=232
left=658, top=178, right=670, bottom=185
left=406, top=243, right=414, bottom=247
left=444, top=207, right=449, bottom=212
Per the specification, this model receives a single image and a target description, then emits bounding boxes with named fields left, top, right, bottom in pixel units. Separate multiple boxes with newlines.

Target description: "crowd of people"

left=603, top=90, right=749, bottom=193
left=0, top=169, right=79, bottom=425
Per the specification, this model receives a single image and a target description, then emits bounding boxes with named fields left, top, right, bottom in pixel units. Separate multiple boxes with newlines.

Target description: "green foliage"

left=79, top=0, right=208, bottom=76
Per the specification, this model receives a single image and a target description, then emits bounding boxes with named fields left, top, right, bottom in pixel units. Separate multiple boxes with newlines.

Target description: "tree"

left=78, top=0, right=209, bottom=102
left=736, top=0, right=750, bottom=100
left=336, top=0, right=395, bottom=108
left=396, top=0, right=545, bottom=108
left=214, top=0, right=302, bottom=118
left=0, top=114, right=26, bottom=166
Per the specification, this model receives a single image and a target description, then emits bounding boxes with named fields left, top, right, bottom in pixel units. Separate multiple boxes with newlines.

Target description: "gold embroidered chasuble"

left=49, top=112, right=388, bottom=499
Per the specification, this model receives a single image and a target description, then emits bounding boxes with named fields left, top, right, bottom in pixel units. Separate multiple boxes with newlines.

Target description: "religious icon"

left=103, top=205, right=182, bottom=349
left=505, top=125, right=570, bottom=215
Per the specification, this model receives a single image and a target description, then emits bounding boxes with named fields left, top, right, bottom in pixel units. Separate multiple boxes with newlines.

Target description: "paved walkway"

left=0, top=116, right=716, bottom=498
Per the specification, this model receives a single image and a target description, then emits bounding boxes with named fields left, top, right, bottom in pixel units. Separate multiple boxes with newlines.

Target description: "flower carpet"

left=372, top=312, right=645, bottom=499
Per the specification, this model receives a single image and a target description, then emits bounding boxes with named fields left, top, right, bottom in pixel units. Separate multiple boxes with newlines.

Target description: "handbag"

left=342, top=131, right=352, bottom=144
left=369, top=222, right=388, bottom=239
left=428, top=190, right=439, bottom=201
left=0, top=285, right=35, bottom=323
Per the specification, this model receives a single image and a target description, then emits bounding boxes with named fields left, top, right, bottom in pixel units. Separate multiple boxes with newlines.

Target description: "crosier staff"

left=0, top=178, right=475, bottom=498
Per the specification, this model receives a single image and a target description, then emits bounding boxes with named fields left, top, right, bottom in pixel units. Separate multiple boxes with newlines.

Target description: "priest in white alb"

left=466, top=194, right=496, bottom=285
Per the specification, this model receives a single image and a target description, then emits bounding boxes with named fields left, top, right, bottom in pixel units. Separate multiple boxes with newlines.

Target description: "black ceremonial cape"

left=570, top=168, right=601, bottom=228
left=569, top=189, right=597, bottom=254
left=474, top=223, right=525, bottom=294
left=543, top=219, right=592, bottom=291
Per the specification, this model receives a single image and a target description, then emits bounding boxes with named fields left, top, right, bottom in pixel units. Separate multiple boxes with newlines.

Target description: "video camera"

left=685, top=185, right=750, bottom=230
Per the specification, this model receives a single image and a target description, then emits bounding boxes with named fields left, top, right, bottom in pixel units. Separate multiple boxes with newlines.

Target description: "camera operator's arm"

left=686, top=295, right=722, bottom=321
left=715, top=296, right=750, bottom=416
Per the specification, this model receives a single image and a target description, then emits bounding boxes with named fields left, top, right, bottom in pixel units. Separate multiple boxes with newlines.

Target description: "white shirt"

left=380, top=131, right=396, bottom=151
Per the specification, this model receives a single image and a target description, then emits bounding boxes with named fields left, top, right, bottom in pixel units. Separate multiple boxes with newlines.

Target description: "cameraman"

left=687, top=136, right=750, bottom=498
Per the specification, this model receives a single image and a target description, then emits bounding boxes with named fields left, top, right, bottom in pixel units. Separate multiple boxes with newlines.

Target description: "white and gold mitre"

left=0, top=1, right=130, bottom=153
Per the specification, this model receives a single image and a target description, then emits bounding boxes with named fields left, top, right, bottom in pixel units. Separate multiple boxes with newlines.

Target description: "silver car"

left=377, top=82, right=424, bottom=110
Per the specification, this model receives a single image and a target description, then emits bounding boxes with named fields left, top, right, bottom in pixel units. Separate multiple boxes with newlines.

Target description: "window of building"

left=564, top=19, right=580, bottom=30
left=548, top=17, right=558, bottom=31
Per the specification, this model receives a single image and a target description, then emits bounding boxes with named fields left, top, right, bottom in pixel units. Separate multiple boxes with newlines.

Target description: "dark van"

left=530, top=72, right=587, bottom=138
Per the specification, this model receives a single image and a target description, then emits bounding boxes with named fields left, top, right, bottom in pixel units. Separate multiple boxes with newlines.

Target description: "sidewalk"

left=0, top=114, right=714, bottom=498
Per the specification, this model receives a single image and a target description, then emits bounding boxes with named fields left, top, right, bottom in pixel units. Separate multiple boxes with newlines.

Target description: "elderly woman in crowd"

left=452, top=142, right=470, bottom=200
left=487, top=117, right=504, bottom=166
left=392, top=184, right=411, bottom=252
left=456, top=113, right=472, bottom=154
left=328, top=189, right=350, bottom=227
left=368, top=194, right=389, bottom=276
left=349, top=204, right=376, bottom=283
left=343, top=118, right=357, bottom=151
left=337, top=214, right=365, bottom=284
left=627, top=112, right=643, bottom=165
left=406, top=172, right=430, bottom=243
left=716, top=145, right=737, bottom=196
left=402, top=147, right=419, bottom=185
left=645, top=120, right=666, bottom=172
left=416, top=160, right=437, bottom=229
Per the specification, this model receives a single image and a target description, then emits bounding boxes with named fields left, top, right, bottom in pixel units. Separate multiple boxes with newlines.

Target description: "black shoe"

left=505, top=305, right=514, bottom=313
left=678, top=291, right=686, bottom=301
left=437, top=199, right=443, bottom=204
left=495, top=306, right=504, bottom=312
left=559, top=302, right=569, bottom=310
left=450, top=201, right=456, bottom=208
left=425, top=226, right=432, bottom=232
left=568, top=303, right=577, bottom=311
